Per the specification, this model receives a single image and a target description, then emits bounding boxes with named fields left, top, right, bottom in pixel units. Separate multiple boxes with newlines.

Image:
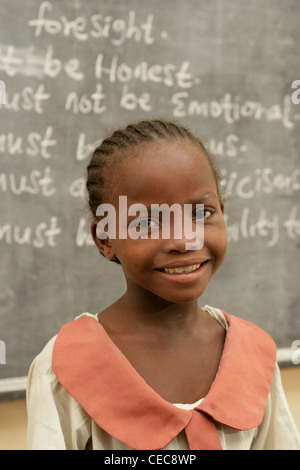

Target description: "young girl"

left=26, top=119, right=300, bottom=450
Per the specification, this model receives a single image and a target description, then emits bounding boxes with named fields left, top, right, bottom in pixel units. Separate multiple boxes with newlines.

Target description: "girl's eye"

left=194, top=207, right=215, bottom=220
left=134, top=218, right=158, bottom=230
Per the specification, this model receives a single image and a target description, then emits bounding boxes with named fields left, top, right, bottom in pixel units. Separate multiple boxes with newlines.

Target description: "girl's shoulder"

left=74, top=312, right=99, bottom=321
left=204, top=304, right=276, bottom=344
left=29, top=312, right=98, bottom=378
left=202, top=305, right=229, bottom=331
left=28, top=335, right=57, bottom=380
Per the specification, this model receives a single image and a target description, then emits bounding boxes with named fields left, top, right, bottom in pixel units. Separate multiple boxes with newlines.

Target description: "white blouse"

left=26, top=306, right=300, bottom=450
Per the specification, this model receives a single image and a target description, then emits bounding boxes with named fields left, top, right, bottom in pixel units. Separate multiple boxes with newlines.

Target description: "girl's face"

left=97, top=139, right=227, bottom=304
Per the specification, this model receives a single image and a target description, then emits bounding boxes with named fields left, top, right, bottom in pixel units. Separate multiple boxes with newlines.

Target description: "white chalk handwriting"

left=28, top=2, right=155, bottom=46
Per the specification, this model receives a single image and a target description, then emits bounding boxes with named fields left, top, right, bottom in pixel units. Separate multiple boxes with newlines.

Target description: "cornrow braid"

left=86, top=119, right=224, bottom=264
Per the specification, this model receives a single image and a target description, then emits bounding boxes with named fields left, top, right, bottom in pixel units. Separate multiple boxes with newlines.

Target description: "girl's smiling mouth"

left=160, top=264, right=201, bottom=274
left=155, top=260, right=210, bottom=283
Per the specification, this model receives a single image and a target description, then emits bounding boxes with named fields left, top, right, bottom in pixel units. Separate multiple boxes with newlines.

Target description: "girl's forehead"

left=122, top=139, right=209, bottom=171
left=109, top=140, right=217, bottom=205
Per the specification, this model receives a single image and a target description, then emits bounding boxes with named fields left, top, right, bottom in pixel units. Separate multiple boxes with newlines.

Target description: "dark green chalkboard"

left=0, top=0, right=300, bottom=394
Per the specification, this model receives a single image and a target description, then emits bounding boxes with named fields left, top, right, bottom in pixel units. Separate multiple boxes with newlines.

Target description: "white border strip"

left=0, top=349, right=298, bottom=394
left=0, top=376, right=28, bottom=393
left=277, top=348, right=298, bottom=364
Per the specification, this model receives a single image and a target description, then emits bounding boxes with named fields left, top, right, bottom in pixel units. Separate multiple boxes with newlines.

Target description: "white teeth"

left=164, top=264, right=201, bottom=274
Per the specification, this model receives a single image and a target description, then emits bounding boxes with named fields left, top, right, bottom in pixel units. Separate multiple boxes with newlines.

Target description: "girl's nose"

left=162, top=235, right=204, bottom=253
left=160, top=215, right=204, bottom=253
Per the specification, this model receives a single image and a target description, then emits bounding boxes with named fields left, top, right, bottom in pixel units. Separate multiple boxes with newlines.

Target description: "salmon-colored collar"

left=52, top=309, right=276, bottom=450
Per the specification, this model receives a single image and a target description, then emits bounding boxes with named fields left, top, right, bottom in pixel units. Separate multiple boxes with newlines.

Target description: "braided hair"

left=86, top=119, right=224, bottom=264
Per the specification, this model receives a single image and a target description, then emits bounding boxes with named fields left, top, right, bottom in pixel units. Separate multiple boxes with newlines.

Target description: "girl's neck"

left=113, top=290, right=201, bottom=335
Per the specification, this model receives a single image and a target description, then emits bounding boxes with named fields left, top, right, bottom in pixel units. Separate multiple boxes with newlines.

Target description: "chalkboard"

left=1, top=0, right=300, bottom=396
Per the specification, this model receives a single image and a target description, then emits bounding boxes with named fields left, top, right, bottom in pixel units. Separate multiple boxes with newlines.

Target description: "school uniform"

left=26, top=306, right=300, bottom=450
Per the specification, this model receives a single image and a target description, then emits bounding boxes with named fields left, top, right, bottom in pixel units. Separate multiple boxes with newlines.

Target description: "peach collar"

left=52, top=310, right=276, bottom=450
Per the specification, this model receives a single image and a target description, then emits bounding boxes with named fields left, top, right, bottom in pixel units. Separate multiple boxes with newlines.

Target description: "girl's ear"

left=90, top=220, right=117, bottom=261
